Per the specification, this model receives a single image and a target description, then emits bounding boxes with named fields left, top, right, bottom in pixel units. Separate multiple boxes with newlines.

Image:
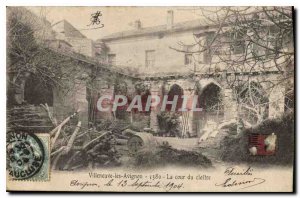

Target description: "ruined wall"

left=52, top=60, right=91, bottom=127
left=66, top=37, right=95, bottom=57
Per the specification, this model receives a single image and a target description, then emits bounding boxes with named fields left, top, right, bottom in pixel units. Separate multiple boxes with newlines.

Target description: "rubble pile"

left=49, top=111, right=125, bottom=170
left=7, top=105, right=53, bottom=132
left=53, top=131, right=121, bottom=170
left=86, top=134, right=121, bottom=168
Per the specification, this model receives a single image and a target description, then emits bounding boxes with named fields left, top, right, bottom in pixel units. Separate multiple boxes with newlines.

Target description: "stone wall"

left=66, top=37, right=95, bottom=57
left=102, top=30, right=201, bottom=74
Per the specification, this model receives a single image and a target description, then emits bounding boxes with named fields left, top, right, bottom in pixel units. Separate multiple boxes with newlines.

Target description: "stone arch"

left=163, top=79, right=194, bottom=95
left=197, top=83, right=224, bottom=111
left=7, top=72, right=30, bottom=106
left=134, top=81, right=151, bottom=114
left=198, top=79, right=222, bottom=92
left=155, top=83, right=185, bottom=137
left=114, top=79, right=129, bottom=120
left=131, top=81, right=152, bottom=128
left=238, top=81, right=269, bottom=125
left=193, top=81, right=224, bottom=136
left=165, top=84, right=184, bottom=111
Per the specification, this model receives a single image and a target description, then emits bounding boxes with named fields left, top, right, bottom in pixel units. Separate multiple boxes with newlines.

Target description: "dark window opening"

left=166, top=84, right=184, bottom=112
left=198, top=84, right=223, bottom=113
left=184, top=53, right=193, bottom=65
left=204, top=32, right=215, bottom=63
left=194, top=83, right=223, bottom=136
left=265, top=25, right=280, bottom=57
left=231, top=32, right=245, bottom=54
left=145, top=50, right=155, bottom=67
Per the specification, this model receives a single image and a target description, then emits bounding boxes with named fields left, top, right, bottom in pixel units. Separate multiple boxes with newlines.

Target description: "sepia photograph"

left=5, top=5, right=295, bottom=192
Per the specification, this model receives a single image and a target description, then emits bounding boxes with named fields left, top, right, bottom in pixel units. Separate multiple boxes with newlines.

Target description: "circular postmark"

left=6, top=132, right=45, bottom=180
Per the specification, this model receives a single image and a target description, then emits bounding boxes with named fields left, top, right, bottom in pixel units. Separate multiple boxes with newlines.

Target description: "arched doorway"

left=194, top=83, right=224, bottom=136
left=165, top=84, right=184, bottom=111
left=131, top=82, right=152, bottom=128
left=157, top=84, right=184, bottom=137
left=238, top=81, right=269, bottom=125
left=114, top=80, right=129, bottom=120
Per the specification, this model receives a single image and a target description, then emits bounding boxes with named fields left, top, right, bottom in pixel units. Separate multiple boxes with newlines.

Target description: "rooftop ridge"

left=99, top=18, right=210, bottom=41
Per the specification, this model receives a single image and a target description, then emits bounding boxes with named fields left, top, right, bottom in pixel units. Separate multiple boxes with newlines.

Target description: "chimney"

left=167, top=10, right=174, bottom=29
left=134, top=20, right=142, bottom=30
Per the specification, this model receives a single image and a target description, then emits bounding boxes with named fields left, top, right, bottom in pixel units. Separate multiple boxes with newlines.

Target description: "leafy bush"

left=157, top=112, right=181, bottom=137
left=220, top=112, right=294, bottom=165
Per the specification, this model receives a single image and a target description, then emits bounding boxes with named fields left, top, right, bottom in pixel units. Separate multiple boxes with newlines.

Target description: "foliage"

left=220, top=112, right=294, bottom=165
left=7, top=14, right=38, bottom=75
left=134, top=81, right=150, bottom=95
left=7, top=7, right=89, bottom=97
left=114, top=79, right=128, bottom=95
left=237, top=81, right=269, bottom=124
left=171, top=7, right=294, bottom=125
left=157, top=112, right=181, bottom=137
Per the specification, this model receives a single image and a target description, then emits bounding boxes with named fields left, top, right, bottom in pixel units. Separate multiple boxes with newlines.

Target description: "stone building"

left=94, top=10, right=293, bottom=137
left=7, top=8, right=293, bottom=137
left=52, top=20, right=96, bottom=57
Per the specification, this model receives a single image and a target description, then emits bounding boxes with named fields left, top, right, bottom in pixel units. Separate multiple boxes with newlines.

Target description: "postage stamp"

left=7, top=132, right=50, bottom=181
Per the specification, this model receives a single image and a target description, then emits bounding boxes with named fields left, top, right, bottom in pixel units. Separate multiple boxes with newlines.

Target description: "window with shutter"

left=145, top=50, right=155, bottom=67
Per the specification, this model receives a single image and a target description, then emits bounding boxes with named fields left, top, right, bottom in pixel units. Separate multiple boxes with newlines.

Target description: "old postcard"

left=6, top=6, right=294, bottom=192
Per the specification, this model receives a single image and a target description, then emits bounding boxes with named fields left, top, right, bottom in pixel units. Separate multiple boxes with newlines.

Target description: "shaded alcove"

left=156, top=84, right=185, bottom=137
left=114, top=81, right=129, bottom=120
left=193, top=83, right=224, bottom=136
left=130, top=89, right=152, bottom=129
left=165, top=84, right=184, bottom=111
left=24, top=75, right=53, bottom=106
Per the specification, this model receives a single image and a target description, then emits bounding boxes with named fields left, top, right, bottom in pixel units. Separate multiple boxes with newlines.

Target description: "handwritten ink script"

left=88, top=11, right=104, bottom=28
left=69, top=172, right=211, bottom=191
left=215, top=167, right=266, bottom=190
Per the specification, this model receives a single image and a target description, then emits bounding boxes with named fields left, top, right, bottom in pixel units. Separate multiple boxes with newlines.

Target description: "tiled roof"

left=100, top=19, right=214, bottom=41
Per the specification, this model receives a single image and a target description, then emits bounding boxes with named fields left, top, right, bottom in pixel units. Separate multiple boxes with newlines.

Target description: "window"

left=230, top=31, right=245, bottom=55
left=203, top=48, right=212, bottom=64
left=204, top=32, right=215, bottom=63
left=108, top=54, right=116, bottom=66
left=145, top=50, right=155, bottom=67
left=265, top=25, right=279, bottom=57
left=184, top=53, right=193, bottom=65
left=250, top=42, right=265, bottom=57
